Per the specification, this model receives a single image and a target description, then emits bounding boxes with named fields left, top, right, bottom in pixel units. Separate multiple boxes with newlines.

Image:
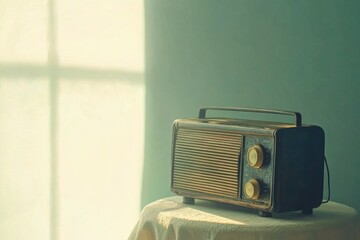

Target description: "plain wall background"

left=141, top=1, right=360, bottom=212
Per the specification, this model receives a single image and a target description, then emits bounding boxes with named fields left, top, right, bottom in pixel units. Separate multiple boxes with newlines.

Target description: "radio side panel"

left=273, top=126, right=325, bottom=213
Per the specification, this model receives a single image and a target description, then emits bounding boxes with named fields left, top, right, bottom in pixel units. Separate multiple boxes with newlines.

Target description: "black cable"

left=322, top=156, right=331, bottom=203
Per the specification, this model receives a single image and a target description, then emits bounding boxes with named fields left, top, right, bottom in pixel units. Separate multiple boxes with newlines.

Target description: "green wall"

left=142, top=1, right=360, bottom=211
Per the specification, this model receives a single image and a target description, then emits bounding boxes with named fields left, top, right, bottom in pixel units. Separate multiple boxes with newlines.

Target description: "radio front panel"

left=171, top=120, right=275, bottom=210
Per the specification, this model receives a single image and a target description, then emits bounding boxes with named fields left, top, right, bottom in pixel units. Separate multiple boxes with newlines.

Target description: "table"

left=129, top=196, right=360, bottom=240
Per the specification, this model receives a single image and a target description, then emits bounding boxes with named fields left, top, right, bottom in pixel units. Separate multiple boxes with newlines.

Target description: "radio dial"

left=244, top=179, right=261, bottom=200
left=247, top=144, right=264, bottom=168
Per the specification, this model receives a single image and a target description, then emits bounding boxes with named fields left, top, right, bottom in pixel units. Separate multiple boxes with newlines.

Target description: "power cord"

left=322, top=156, right=331, bottom=204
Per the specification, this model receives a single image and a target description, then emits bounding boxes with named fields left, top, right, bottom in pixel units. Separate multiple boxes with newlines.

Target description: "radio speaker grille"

left=172, top=128, right=243, bottom=198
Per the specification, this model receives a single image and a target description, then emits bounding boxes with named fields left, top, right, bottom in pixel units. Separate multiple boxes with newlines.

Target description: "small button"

left=247, top=144, right=264, bottom=168
left=244, top=179, right=261, bottom=199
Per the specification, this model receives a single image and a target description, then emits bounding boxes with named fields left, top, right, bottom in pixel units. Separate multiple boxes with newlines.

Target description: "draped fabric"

left=129, top=197, right=360, bottom=240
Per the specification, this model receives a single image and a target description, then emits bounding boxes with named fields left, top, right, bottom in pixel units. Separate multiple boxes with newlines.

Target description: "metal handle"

left=198, top=107, right=302, bottom=127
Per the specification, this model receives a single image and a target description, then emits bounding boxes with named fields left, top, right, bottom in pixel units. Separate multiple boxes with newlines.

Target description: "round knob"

left=247, top=144, right=264, bottom=168
left=244, top=179, right=261, bottom=199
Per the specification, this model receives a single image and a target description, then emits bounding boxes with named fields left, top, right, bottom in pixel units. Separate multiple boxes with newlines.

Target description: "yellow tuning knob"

left=247, top=144, right=264, bottom=168
left=244, top=179, right=261, bottom=200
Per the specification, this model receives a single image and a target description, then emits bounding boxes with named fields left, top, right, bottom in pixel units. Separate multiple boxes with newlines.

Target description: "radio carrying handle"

left=198, top=107, right=302, bottom=127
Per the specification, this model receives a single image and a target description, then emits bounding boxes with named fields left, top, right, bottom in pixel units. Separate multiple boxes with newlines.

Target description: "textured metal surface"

left=172, top=128, right=243, bottom=198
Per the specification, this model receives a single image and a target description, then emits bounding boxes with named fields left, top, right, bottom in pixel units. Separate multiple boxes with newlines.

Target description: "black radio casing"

left=170, top=107, right=325, bottom=217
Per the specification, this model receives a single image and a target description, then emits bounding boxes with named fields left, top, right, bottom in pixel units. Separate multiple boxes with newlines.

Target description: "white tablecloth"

left=129, top=196, right=360, bottom=240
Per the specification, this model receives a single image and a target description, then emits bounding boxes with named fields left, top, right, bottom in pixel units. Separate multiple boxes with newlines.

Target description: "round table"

left=129, top=196, right=360, bottom=240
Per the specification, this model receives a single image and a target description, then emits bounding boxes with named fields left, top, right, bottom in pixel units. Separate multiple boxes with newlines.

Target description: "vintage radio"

left=170, top=107, right=325, bottom=217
